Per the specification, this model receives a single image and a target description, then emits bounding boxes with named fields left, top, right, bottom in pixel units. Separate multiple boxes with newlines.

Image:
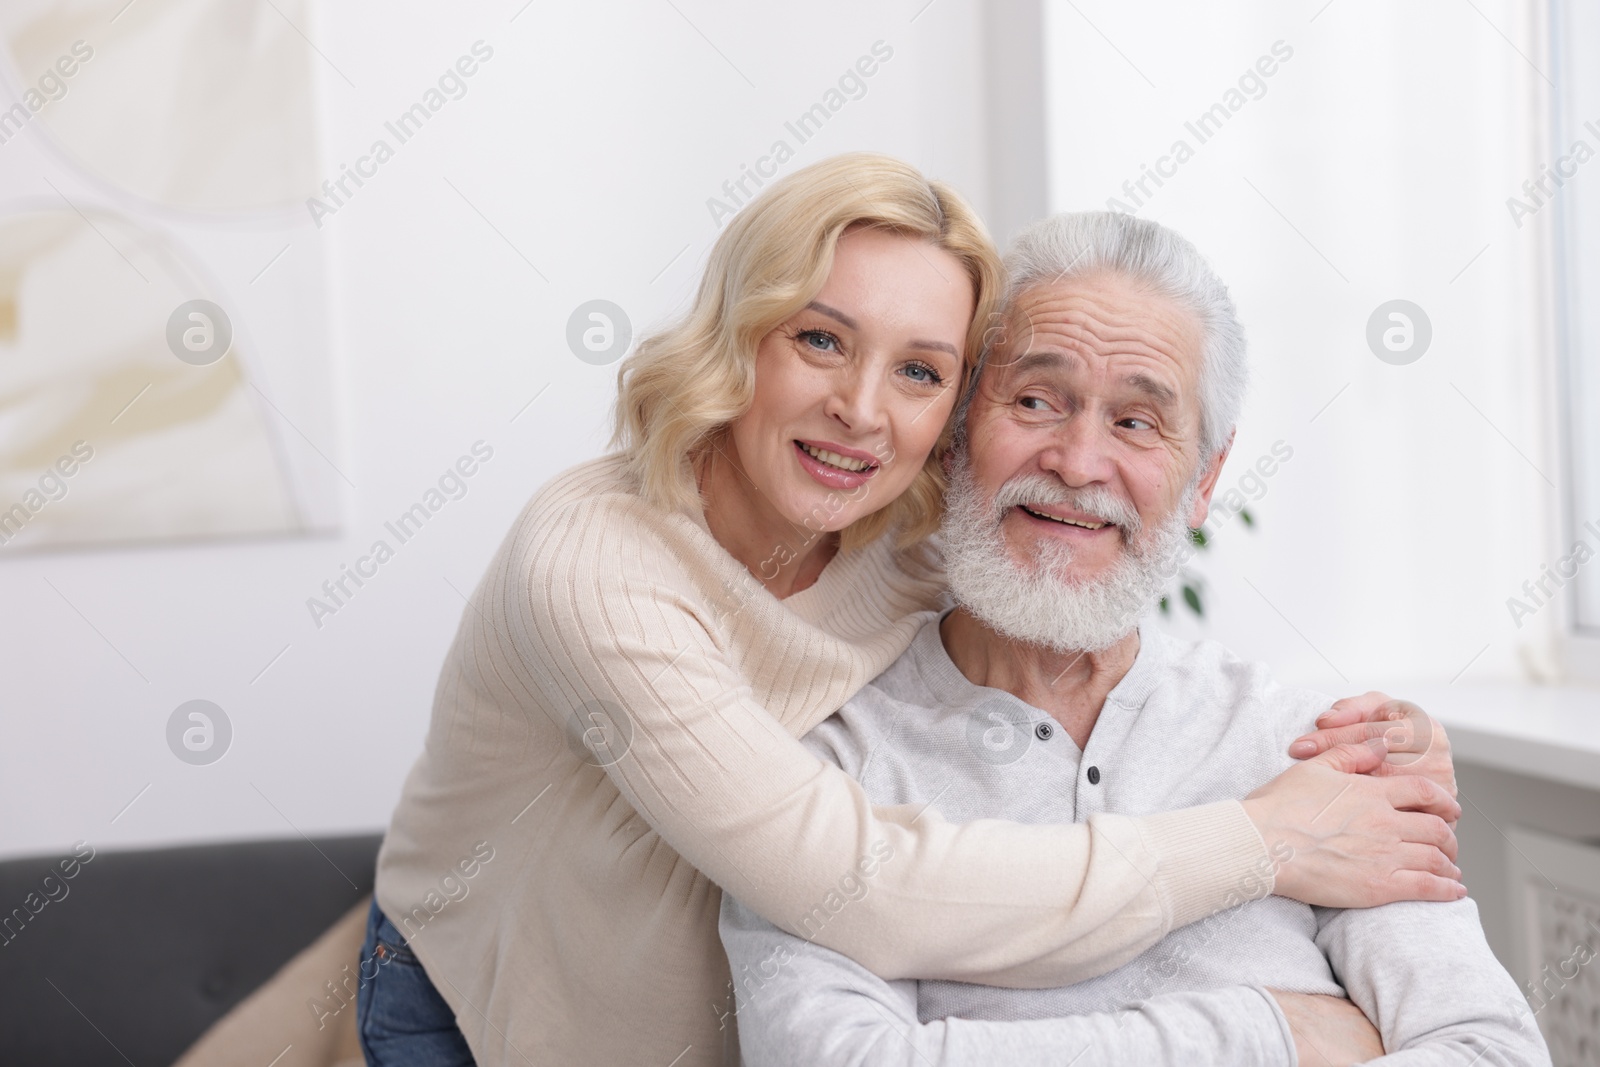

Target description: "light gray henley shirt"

left=719, top=615, right=1549, bottom=1065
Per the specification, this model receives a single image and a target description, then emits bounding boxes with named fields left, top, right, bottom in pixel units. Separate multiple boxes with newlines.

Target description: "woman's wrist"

left=1131, top=801, right=1274, bottom=930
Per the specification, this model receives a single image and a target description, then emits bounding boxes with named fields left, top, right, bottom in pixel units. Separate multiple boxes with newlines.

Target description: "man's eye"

left=1019, top=396, right=1051, bottom=411
left=1118, top=416, right=1154, bottom=431
left=796, top=330, right=839, bottom=352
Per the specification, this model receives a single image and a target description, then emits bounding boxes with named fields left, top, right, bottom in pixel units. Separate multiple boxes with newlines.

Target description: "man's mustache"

left=987, top=474, right=1143, bottom=537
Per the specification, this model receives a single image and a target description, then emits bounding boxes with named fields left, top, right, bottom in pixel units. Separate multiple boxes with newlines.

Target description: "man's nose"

left=1036, top=410, right=1115, bottom=486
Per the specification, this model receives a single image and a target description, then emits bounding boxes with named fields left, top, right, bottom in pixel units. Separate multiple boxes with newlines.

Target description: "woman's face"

left=724, top=226, right=975, bottom=537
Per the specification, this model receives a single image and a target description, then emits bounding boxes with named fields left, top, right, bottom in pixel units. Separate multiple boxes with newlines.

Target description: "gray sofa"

left=0, top=834, right=381, bottom=1066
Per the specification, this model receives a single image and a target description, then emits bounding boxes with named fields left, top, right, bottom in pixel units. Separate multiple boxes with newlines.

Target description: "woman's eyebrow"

left=805, top=301, right=858, bottom=330
left=806, top=300, right=958, bottom=357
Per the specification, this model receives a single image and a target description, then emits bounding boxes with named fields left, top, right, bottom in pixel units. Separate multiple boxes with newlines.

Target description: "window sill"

left=1402, top=682, right=1600, bottom=792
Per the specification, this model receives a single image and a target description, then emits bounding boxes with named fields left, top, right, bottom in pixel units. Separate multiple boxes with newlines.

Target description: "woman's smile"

left=794, top=438, right=880, bottom=490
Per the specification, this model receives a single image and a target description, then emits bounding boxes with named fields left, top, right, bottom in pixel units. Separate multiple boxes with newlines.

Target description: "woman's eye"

left=796, top=329, right=839, bottom=353
left=901, top=362, right=943, bottom=385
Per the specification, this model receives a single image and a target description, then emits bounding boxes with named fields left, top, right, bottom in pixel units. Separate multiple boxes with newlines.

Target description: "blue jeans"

left=356, top=899, right=476, bottom=1067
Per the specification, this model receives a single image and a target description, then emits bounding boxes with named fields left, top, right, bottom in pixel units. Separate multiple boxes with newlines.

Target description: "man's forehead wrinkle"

left=998, top=331, right=1190, bottom=387
left=986, top=286, right=1200, bottom=395
left=1030, top=302, right=1193, bottom=360
left=988, top=330, right=1180, bottom=379
left=1019, top=280, right=1200, bottom=346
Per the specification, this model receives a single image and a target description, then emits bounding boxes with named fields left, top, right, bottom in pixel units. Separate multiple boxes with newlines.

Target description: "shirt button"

left=1035, top=721, right=1053, bottom=741
left=1087, top=766, right=1101, bottom=785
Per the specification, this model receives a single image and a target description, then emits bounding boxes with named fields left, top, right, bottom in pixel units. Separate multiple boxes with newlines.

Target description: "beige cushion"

left=173, top=897, right=368, bottom=1067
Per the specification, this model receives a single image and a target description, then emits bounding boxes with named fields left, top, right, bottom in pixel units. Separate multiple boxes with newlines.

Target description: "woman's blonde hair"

left=612, top=152, right=1003, bottom=549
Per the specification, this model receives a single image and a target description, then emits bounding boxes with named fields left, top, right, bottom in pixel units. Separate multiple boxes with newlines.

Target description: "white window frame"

left=1549, top=0, right=1600, bottom=681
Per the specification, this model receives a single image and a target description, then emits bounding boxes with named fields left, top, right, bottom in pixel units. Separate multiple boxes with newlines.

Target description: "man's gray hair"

left=963, top=211, right=1247, bottom=457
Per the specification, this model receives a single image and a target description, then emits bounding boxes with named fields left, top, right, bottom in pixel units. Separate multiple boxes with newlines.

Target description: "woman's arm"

left=515, top=502, right=1460, bottom=988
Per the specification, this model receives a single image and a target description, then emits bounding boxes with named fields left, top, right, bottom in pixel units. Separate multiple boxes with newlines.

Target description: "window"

left=1550, top=0, right=1600, bottom=673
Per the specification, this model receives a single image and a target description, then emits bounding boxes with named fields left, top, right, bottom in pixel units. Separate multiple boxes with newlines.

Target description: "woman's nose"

left=822, top=364, right=887, bottom=433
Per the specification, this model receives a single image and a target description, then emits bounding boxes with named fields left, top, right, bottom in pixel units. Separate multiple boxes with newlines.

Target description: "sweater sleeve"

left=718, top=890, right=1296, bottom=1067
left=513, top=498, right=1270, bottom=988
left=1313, top=900, right=1551, bottom=1065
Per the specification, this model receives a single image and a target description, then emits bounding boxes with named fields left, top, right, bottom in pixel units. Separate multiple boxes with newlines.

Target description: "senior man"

left=718, top=212, right=1549, bottom=1066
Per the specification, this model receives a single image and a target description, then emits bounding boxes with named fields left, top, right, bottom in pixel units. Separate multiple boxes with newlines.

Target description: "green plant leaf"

left=1158, top=595, right=1170, bottom=615
left=1239, top=508, right=1255, bottom=528
left=1182, top=584, right=1203, bottom=616
left=1189, top=527, right=1208, bottom=548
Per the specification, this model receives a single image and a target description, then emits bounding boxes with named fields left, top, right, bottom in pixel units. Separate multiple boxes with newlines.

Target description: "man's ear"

left=1187, top=428, right=1235, bottom=529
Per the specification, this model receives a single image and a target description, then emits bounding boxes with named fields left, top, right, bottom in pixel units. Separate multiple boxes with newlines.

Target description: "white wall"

left=5, top=0, right=1574, bottom=862
left=0, top=0, right=993, bottom=859
left=1041, top=0, right=1561, bottom=692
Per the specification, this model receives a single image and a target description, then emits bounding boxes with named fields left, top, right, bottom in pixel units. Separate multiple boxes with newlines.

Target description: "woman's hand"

left=1242, top=740, right=1465, bottom=908
left=1289, top=692, right=1457, bottom=811
left=1270, top=990, right=1385, bottom=1066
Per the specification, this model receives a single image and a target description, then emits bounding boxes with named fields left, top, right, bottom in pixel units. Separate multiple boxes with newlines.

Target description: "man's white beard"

left=941, top=452, right=1199, bottom=654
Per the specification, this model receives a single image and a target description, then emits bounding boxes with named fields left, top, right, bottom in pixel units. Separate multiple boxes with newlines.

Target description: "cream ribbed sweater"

left=373, top=455, right=1269, bottom=1067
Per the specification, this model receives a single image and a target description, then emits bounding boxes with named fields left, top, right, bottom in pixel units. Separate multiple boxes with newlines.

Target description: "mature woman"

left=359, top=154, right=1461, bottom=1066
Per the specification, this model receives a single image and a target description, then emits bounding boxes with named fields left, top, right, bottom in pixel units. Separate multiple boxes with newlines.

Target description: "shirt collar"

left=903, top=608, right=1173, bottom=718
